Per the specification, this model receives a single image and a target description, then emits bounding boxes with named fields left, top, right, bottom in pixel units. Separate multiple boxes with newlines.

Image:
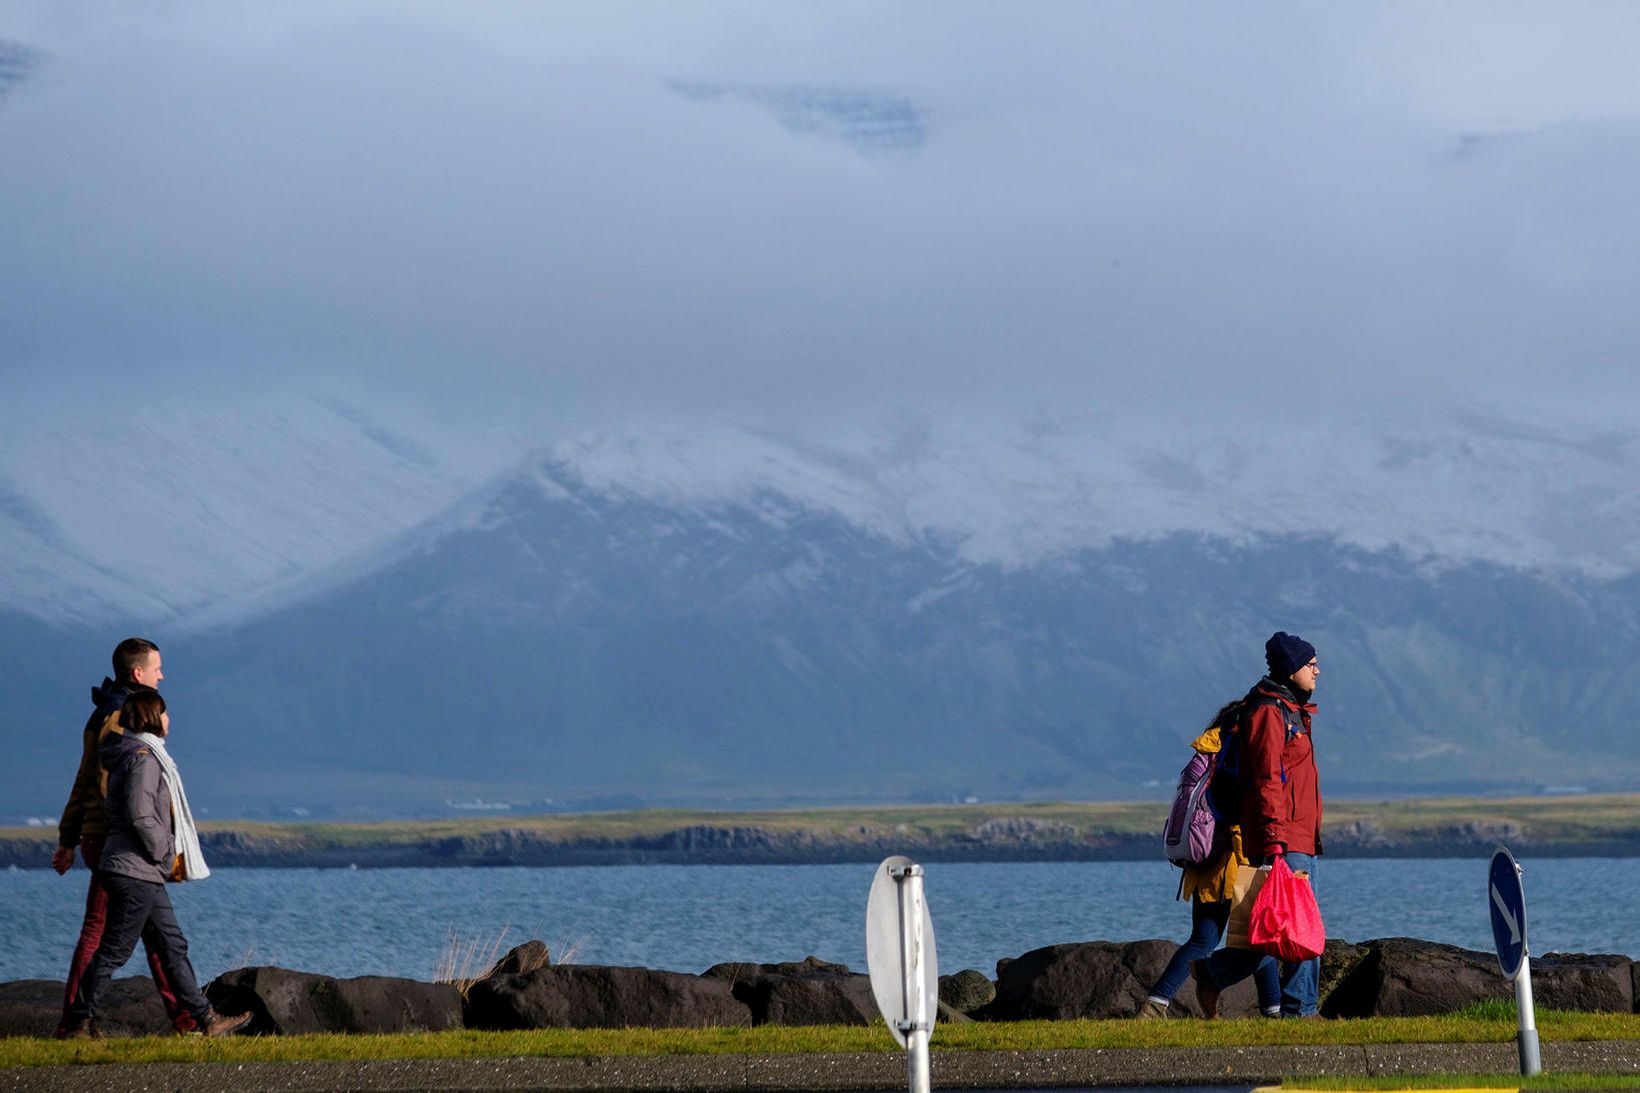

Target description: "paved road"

left=3, top=1041, right=1637, bottom=1091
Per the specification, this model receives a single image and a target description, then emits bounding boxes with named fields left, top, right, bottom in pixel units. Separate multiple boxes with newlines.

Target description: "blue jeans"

left=1149, top=897, right=1281, bottom=1008
left=1201, top=851, right=1320, bottom=1017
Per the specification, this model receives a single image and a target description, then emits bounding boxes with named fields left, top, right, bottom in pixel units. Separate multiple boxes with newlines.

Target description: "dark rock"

left=936, top=1000, right=974, bottom=1024
left=1133, top=939, right=1274, bottom=1020
left=205, top=966, right=462, bottom=1035
left=983, top=941, right=1129, bottom=1020
left=0, top=977, right=175, bottom=1038
left=0, top=978, right=61, bottom=1038
left=1530, top=952, right=1634, bottom=1013
left=464, top=965, right=751, bottom=1030
left=489, top=940, right=551, bottom=977
left=1322, top=938, right=1506, bottom=1018
left=1317, top=938, right=1372, bottom=1018
left=938, top=969, right=995, bottom=1014
left=702, top=954, right=853, bottom=982
left=753, top=973, right=877, bottom=1027
left=980, top=939, right=1273, bottom=1020
left=1314, top=940, right=1632, bottom=1018
left=702, top=955, right=875, bottom=1026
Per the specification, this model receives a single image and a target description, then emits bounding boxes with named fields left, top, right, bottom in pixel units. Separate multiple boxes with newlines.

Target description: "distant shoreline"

left=6, top=794, right=1637, bottom=869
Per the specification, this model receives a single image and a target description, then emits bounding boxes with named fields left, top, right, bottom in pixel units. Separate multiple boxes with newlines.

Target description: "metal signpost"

left=1488, top=845, right=1540, bottom=1076
left=865, top=855, right=938, bottom=1093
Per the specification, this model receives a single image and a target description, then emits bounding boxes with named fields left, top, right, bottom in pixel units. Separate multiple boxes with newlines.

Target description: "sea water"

left=3, top=857, right=1634, bottom=984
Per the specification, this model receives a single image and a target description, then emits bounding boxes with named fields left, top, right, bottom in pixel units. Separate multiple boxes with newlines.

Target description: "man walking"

left=1195, top=630, right=1324, bottom=1018
left=51, top=637, right=196, bottom=1036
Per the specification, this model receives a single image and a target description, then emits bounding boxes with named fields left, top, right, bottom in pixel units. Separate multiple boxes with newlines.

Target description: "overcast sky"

left=4, top=2, right=1640, bottom=435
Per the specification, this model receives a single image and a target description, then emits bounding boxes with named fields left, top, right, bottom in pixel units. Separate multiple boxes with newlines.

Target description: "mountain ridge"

left=9, top=450, right=1638, bottom=820
left=5, top=406, right=1640, bottom=820
left=6, top=401, right=1640, bottom=630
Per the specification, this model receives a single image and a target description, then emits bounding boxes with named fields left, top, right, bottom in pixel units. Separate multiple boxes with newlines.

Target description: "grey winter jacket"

left=98, top=730, right=174, bottom=885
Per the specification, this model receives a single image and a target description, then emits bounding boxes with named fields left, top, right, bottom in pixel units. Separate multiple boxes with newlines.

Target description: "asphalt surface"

left=4, top=1041, right=1638, bottom=1092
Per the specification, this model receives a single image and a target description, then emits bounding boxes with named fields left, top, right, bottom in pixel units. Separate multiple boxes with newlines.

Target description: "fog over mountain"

left=5, top=399, right=1640, bottom=627
left=3, top=4, right=1640, bottom=818
left=5, top=399, right=1639, bottom=819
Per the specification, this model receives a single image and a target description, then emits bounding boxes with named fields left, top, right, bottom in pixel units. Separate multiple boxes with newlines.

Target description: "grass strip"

left=1284, top=1074, right=1640, bottom=1090
left=4, top=1011, right=1638, bottom=1068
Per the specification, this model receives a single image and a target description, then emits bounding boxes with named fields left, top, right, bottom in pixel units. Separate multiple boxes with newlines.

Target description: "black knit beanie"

left=1265, top=631, right=1316, bottom=679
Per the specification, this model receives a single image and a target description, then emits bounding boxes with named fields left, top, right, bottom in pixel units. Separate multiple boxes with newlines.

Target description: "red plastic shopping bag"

left=1247, top=856, right=1325, bottom=962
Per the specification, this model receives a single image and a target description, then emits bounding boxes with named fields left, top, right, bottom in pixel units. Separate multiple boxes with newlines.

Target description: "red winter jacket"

left=1233, top=679, right=1322, bottom=860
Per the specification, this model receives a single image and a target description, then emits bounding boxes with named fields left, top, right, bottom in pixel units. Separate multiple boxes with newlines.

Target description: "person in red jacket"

left=1194, top=631, right=1323, bottom=1018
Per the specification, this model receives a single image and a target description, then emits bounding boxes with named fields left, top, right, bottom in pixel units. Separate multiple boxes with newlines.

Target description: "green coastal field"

left=4, top=793, right=1638, bottom=867
left=218, top=791, right=1640, bottom=844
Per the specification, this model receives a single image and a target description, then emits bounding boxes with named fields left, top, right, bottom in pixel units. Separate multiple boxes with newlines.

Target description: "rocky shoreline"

left=3, top=936, right=1635, bottom=1039
left=4, top=814, right=1637, bottom=869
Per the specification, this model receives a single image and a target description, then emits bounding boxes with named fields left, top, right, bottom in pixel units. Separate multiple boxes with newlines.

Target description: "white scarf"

left=133, top=732, right=211, bottom=882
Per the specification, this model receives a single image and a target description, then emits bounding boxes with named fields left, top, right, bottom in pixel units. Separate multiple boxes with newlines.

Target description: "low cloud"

left=3, top=2, right=1640, bottom=432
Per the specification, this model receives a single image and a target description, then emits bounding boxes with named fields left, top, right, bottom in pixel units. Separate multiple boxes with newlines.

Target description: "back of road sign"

left=865, top=855, right=939, bottom=1048
left=1489, top=845, right=1528, bottom=980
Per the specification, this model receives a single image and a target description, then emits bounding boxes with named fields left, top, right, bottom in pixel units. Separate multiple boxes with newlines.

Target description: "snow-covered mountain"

left=5, top=399, right=1639, bottom=818
left=7, top=398, right=1638, bottom=629
left=550, top=405, right=1640, bottom=577
left=0, top=397, right=518, bottom=624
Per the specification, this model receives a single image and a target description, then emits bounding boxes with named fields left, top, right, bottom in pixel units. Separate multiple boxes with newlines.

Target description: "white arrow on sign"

left=1491, top=882, right=1521, bottom=945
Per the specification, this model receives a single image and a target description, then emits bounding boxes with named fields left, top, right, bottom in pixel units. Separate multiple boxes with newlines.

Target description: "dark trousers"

left=1148, top=897, right=1281, bottom=1008
left=68, top=871, right=211, bottom=1027
left=1200, top=851, right=1321, bottom=1017
left=58, top=835, right=195, bottom=1034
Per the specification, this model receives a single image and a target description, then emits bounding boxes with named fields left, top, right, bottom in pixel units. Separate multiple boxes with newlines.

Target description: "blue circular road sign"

left=1488, top=845, right=1528, bottom=980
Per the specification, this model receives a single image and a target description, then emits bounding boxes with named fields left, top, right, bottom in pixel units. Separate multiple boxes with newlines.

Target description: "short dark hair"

left=112, top=638, right=160, bottom=681
left=121, top=690, right=167, bottom=736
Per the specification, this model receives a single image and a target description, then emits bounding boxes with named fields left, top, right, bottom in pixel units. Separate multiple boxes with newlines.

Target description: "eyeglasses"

left=1302, top=659, right=1318, bottom=670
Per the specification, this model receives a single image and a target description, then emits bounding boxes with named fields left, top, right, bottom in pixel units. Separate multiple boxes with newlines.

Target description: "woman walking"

left=63, top=691, right=250, bottom=1038
left=1140, top=705, right=1281, bottom=1019
left=1193, top=632, right=1326, bottom=1018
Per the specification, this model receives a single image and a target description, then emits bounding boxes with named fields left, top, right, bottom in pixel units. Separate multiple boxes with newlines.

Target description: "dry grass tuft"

left=434, top=925, right=512, bottom=997
left=551, top=934, right=586, bottom=966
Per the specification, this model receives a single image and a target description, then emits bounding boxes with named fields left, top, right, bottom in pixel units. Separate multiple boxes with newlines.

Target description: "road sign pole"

left=1489, top=847, right=1540, bottom=1077
left=893, top=864, right=932, bottom=1093
left=867, top=855, right=938, bottom=1093
left=1514, top=946, right=1541, bottom=1076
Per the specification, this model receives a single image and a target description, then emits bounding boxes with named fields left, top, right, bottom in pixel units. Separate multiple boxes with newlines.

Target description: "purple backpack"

left=1162, top=694, right=1291, bottom=866
left=1162, top=748, right=1220, bottom=866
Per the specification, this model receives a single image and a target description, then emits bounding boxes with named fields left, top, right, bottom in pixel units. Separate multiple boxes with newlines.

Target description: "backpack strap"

left=1220, top=695, right=1297, bottom=782
left=1218, top=696, right=1276, bottom=767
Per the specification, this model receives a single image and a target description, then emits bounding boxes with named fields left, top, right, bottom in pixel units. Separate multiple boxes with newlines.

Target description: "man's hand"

left=51, top=846, right=76, bottom=875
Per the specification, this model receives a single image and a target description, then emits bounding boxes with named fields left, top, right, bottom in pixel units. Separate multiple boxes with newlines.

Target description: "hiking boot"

left=1136, top=998, right=1169, bottom=1019
left=200, top=1009, right=252, bottom=1038
left=1191, top=962, right=1220, bottom=1019
left=61, top=1020, right=102, bottom=1040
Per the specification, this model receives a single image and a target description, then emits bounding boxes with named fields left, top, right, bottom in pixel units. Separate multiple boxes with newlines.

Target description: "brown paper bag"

left=1226, top=862, right=1312, bottom=951
left=1224, top=861, right=1266, bottom=949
